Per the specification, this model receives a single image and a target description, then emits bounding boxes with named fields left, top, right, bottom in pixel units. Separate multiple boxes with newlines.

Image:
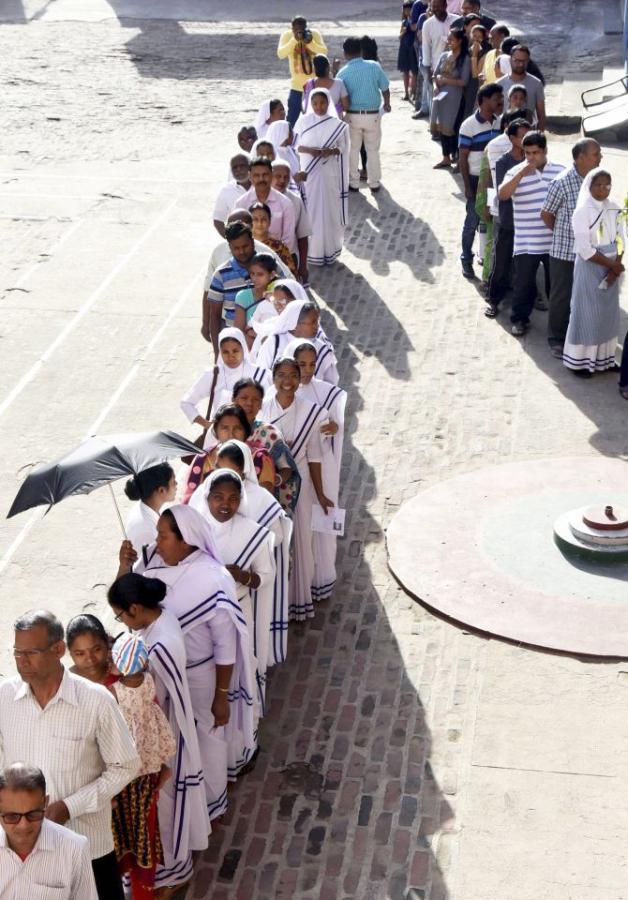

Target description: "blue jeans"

left=461, top=175, right=479, bottom=262
left=419, top=63, right=432, bottom=113
left=287, top=89, right=303, bottom=127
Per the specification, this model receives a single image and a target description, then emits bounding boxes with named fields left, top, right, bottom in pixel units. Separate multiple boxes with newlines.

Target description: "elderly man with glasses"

left=0, top=762, right=98, bottom=898
left=0, top=610, right=140, bottom=900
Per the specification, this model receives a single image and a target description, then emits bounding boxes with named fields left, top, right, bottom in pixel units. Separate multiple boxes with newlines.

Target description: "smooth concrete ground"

left=1, top=2, right=628, bottom=898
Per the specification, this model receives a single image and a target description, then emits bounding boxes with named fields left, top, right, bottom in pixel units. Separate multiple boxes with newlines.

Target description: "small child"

left=110, top=634, right=176, bottom=899
left=234, top=252, right=278, bottom=349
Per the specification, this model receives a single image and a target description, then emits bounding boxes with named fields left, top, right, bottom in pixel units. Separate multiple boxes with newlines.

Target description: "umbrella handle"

left=108, top=483, right=127, bottom=539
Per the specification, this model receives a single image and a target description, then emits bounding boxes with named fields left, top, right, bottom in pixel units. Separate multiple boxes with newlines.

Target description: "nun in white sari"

left=255, top=98, right=286, bottom=140
left=254, top=294, right=339, bottom=385
left=293, top=87, right=350, bottom=266
left=131, top=505, right=256, bottom=815
left=181, top=327, right=270, bottom=424
left=563, top=168, right=625, bottom=375
left=286, top=338, right=346, bottom=600
left=266, top=120, right=301, bottom=179
left=188, top=468, right=275, bottom=718
left=262, top=356, right=333, bottom=621
left=191, top=439, right=293, bottom=666
left=107, top=574, right=209, bottom=891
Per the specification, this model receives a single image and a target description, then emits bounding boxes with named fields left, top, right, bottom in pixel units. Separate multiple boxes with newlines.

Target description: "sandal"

left=433, top=160, right=451, bottom=169
left=619, top=387, right=628, bottom=400
left=484, top=304, right=498, bottom=318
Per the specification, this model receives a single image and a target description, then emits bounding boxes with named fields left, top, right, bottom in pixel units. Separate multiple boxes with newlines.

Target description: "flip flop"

left=433, top=160, right=451, bottom=170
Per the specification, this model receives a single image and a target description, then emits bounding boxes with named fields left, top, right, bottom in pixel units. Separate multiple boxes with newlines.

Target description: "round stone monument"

left=386, top=456, right=628, bottom=657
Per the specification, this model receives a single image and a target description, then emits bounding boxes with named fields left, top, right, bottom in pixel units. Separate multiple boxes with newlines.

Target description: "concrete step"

left=545, top=73, right=606, bottom=128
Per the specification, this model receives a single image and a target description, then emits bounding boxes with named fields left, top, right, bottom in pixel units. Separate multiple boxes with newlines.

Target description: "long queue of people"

left=407, top=0, right=628, bottom=391
left=0, top=71, right=350, bottom=900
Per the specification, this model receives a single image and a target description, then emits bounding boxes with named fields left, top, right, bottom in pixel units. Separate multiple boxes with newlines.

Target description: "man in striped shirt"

left=498, top=131, right=564, bottom=335
left=458, top=82, right=503, bottom=278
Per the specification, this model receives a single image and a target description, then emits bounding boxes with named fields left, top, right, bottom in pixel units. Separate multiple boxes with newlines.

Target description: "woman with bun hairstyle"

left=117, top=506, right=256, bottom=817
left=107, top=573, right=210, bottom=895
left=124, top=463, right=177, bottom=556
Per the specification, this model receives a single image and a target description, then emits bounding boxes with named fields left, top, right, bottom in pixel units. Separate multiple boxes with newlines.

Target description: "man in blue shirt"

left=203, top=222, right=255, bottom=355
left=337, top=36, right=391, bottom=193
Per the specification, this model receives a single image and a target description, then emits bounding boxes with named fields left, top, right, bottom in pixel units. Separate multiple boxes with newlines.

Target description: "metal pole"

left=108, top=483, right=127, bottom=538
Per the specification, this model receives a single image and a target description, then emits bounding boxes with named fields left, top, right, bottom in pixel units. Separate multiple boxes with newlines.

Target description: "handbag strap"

left=205, top=365, right=220, bottom=421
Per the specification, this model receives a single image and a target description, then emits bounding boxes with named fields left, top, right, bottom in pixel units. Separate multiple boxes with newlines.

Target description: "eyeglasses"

left=0, top=809, right=45, bottom=824
left=113, top=611, right=126, bottom=623
left=12, top=644, right=55, bottom=659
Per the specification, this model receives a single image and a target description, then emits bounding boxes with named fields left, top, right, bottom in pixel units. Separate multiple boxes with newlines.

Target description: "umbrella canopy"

left=7, top=430, right=199, bottom=519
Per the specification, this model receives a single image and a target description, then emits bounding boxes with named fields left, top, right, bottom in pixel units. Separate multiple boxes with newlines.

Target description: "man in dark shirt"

left=485, top=118, right=531, bottom=316
left=451, top=0, right=495, bottom=30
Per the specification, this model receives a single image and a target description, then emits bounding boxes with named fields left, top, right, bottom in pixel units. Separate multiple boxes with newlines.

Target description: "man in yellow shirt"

left=277, top=16, right=327, bottom=126
left=481, top=23, right=510, bottom=85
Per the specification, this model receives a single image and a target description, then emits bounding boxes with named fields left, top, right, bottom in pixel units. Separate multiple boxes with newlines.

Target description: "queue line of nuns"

left=105, top=279, right=346, bottom=893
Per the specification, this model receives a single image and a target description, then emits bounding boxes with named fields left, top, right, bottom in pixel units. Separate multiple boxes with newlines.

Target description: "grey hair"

left=14, top=609, right=64, bottom=644
left=0, top=762, right=46, bottom=795
left=572, top=138, right=600, bottom=160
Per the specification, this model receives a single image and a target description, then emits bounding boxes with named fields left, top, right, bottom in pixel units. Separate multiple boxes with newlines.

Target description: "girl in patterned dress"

left=109, top=634, right=176, bottom=899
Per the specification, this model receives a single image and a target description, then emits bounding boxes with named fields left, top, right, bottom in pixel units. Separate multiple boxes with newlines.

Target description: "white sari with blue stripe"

left=139, top=609, right=209, bottom=890
left=262, top=392, right=328, bottom=621
left=299, top=377, right=347, bottom=600
left=294, top=99, right=350, bottom=267
left=137, top=548, right=255, bottom=815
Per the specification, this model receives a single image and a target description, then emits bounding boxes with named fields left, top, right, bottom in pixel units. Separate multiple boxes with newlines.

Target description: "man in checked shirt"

left=0, top=610, right=140, bottom=900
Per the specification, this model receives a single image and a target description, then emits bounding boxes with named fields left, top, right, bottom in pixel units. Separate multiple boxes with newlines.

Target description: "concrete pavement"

left=1, top=2, right=628, bottom=898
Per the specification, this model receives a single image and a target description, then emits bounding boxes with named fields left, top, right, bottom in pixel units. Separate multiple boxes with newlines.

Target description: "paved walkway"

left=1, top=3, right=628, bottom=899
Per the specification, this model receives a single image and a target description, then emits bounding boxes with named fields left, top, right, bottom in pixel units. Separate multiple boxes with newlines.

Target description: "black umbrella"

left=7, top=430, right=198, bottom=531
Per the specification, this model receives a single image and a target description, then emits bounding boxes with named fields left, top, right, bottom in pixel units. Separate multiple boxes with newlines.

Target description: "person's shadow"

left=346, top=188, right=446, bottom=284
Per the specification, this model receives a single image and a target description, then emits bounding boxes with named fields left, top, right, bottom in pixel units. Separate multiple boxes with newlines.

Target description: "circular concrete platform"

left=386, top=457, right=628, bottom=657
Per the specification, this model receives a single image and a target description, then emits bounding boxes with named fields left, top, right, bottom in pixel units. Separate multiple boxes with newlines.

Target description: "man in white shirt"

left=212, top=153, right=251, bottom=237
left=420, top=0, right=457, bottom=111
left=271, top=160, right=312, bottom=284
left=0, top=610, right=140, bottom=900
left=0, top=762, right=97, bottom=900
left=238, top=156, right=297, bottom=253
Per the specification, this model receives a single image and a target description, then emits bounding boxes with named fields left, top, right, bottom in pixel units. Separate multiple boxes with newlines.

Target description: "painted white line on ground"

left=0, top=260, right=205, bottom=576
left=0, top=192, right=100, bottom=200
left=9, top=218, right=85, bottom=290
left=0, top=199, right=177, bottom=421
left=0, top=172, right=213, bottom=185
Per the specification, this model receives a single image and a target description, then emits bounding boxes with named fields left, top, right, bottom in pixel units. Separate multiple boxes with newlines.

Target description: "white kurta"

left=261, top=393, right=326, bottom=621
left=125, top=501, right=159, bottom=556
left=135, top=549, right=255, bottom=812
left=139, top=609, right=210, bottom=889
left=299, top=378, right=346, bottom=600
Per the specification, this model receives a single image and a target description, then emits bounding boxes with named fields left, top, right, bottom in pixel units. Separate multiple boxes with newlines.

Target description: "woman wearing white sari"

left=294, top=87, right=350, bottom=267
left=287, top=338, right=346, bottom=601
left=118, top=505, right=256, bottom=816
left=255, top=98, right=286, bottom=140
left=107, top=574, right=209, bottom=892
left=266, top=120, right=301, bottom=180
left=563, top=168, right=626, bottom=376
left=188, top=468, right=275, bottom=717
left=262, top=356, right=334, bottom=621
left=193, top=439, right=293, bottom=666
left=254, top=295, right=339, bottom=385
left=181, top=327, right=270, bottom=425
left=123, top=463, right=177, bottom=557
